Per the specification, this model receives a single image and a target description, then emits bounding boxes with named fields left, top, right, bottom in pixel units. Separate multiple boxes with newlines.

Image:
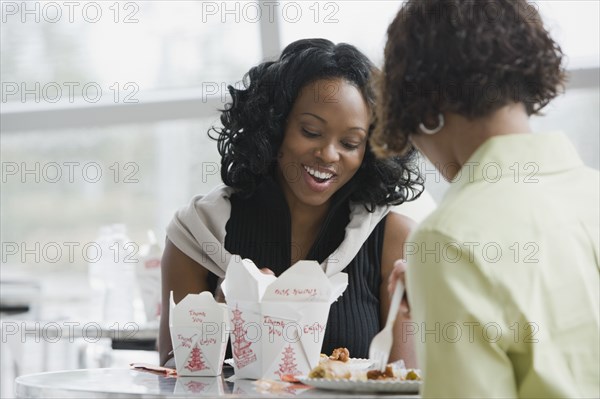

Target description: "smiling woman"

left=277, top=79, right=369, bottom=217
left=211, top=38, right=422, bottom=210
left=159, top=38, right=424, bottom=368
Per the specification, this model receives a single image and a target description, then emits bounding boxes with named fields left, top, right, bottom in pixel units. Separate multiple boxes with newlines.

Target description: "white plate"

left=334, top=358, right=373, bottom=371
left=297, top=377, right=422, bottom=393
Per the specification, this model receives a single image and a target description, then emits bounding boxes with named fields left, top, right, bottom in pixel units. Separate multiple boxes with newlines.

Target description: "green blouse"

left=406, top=132, right=599, bottom=398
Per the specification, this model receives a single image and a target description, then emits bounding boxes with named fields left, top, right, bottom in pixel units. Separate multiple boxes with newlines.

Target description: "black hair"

left=210, top=38, right=423, bottom=210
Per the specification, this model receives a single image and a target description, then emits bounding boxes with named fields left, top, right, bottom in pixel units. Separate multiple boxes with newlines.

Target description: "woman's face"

left=277, top=78, right=369, bottom=208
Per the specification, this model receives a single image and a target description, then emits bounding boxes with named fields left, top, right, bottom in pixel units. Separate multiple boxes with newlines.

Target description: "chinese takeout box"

left=221, top=258, right=348, bottom=380
left=169, top=291, right=230, bottom=376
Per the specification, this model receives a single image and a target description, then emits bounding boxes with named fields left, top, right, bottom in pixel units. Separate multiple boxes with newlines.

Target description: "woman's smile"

left=301, top=163, right=338, bottom=193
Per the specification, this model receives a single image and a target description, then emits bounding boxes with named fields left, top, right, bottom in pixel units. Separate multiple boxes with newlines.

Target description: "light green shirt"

left=406, top=133, right=599, bottom=398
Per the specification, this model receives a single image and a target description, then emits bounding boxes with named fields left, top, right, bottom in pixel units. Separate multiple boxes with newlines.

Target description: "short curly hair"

left=210, top=38, right=423, bottom=210
left=372, top=0, right=566, bottom=156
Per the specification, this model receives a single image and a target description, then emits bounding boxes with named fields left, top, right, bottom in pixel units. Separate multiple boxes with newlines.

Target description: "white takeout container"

left=169, top=291, right=230, bottom=376
left=222, top=258, right=348, bottom=380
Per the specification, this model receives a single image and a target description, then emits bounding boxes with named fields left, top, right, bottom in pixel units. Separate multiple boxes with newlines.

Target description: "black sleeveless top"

left=207, top=177, right=386, bottom=358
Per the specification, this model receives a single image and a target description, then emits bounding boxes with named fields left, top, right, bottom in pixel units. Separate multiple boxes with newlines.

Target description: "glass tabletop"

left=15, top=366, right=420, bottom=398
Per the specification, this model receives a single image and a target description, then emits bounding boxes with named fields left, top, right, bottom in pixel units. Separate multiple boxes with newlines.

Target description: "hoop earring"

left=419, top=114, right=444, bottom=135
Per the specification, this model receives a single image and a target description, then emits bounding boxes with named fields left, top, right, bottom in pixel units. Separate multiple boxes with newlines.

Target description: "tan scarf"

left=166, top=184, right=390, bottom=277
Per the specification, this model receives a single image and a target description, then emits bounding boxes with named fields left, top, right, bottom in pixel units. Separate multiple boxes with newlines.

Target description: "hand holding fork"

left=368, top=277, right=405, bottom=372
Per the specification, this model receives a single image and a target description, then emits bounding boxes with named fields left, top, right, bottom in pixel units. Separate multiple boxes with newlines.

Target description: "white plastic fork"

left=368, top=279, right=404, bottom=371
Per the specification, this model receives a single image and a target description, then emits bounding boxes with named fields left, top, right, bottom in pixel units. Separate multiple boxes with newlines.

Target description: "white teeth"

left=304, top=165, right=333, bottom=180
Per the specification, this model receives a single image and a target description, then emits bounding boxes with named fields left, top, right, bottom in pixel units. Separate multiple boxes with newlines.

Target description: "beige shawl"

left=166, top=184, right=390, bottom=277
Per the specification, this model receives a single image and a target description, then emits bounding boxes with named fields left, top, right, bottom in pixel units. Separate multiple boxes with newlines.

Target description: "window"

left=2, top=0, right=599, bottom=269
left=1, top=118, right=223, bottom=271
left=1, top=1, right=263, bottom=272
left=279, top=1, right=401, bottom=64
left=1, top=1, right=262, bottom=95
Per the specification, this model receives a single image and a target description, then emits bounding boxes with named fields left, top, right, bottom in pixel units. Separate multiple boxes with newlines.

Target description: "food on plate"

left=309, top=348, right=354, bottom=379
left=307, top=347, right=422, bottom=381
left=405, top=370, right=420, bottom=380
left=328, top=347, right=350, bottom=362
left=308, top=359, right=351, bottom=379
left=366, top=365, right=395, bottom=380
left=308, top=362, right=351, bottom=379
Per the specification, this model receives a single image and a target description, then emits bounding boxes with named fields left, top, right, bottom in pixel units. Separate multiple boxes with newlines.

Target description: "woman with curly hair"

left=374, top=0, right=599, bottom=397
left=158, top=38, right=424, bottom=368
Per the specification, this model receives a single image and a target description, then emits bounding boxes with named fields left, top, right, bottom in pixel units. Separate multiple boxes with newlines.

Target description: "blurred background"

left=1, top=1, right=598, bottom=397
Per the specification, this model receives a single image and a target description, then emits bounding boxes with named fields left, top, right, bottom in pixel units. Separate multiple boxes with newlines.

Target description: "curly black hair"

left=372, top=0, right=566, bottom=156
left=209, top=38, right=423, bottom=210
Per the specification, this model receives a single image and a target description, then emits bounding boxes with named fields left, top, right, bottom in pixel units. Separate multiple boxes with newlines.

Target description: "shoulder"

left=379, top=211, right=417, bottom=279
left=192, top=184, right=236, bottom=207
left=167, top=184, right=235, bottom=253
left=384, top=211, right=417, bottom=246
left=177, top=184, right=236, bottom=221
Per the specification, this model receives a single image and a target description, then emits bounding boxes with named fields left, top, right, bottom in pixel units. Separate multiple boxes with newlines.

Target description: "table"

left=15, top=367, right=421, bottom=398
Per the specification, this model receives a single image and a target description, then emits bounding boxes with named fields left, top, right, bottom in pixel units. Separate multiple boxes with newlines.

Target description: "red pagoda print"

left=276, top=345, right=300, bottom=377
left=231, top=304, right=257, bottom=369
left=184, top=380, right=208, bottom=393
left=185, top=343, right=208, bottom=372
